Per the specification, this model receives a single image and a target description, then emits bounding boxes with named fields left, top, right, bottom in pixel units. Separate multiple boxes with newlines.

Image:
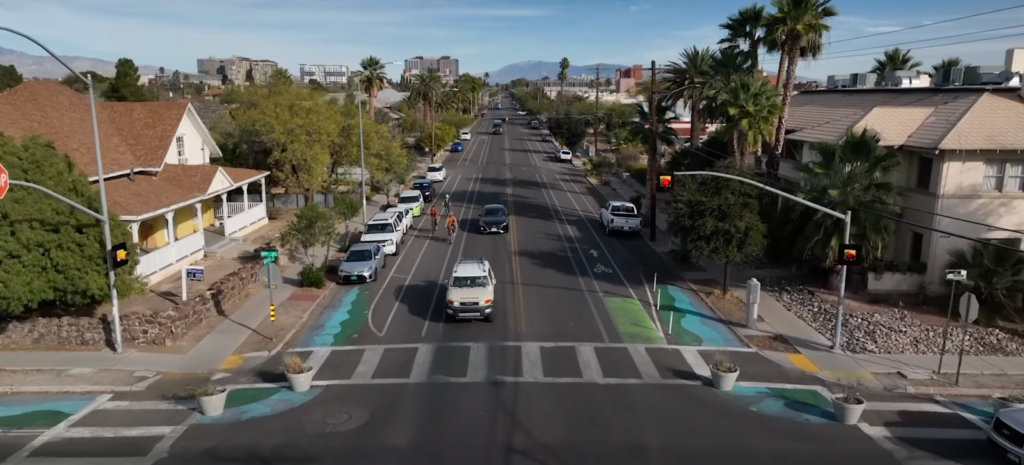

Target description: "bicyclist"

left=427, top=204, right=440, bottom=230
left=442, top=194, right=452, bottom=214
left=445, top=213, right=458, bottom=239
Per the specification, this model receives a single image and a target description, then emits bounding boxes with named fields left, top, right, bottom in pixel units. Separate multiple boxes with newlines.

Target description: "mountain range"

left=479, top=60, right=820, bottom=83
left=0, top=46, right=162, bottom=79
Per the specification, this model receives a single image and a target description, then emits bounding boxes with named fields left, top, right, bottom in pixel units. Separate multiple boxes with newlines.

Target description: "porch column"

left=163, top=211, right=176, bottom=244
left=220, top=193, right=228, bottom=224
left=242, top=183, right=249, bottom=210
left=260, top=178, right=267, bottom=206
left=193, top=203, right=203, bottom=232
left=128, top=222, right=139, bottom=244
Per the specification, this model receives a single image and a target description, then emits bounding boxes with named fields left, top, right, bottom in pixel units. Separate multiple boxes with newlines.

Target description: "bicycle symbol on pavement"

left=593, top=264, right=612, bottom=273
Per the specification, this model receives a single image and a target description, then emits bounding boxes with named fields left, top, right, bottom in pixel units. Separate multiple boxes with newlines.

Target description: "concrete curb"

left=903, top=385, right=1013, bottom=396
left=265, top=282, right=335, bottom=358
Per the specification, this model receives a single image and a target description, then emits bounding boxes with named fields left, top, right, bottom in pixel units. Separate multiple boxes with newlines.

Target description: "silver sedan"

left=337, top=243, right=386, bottom=284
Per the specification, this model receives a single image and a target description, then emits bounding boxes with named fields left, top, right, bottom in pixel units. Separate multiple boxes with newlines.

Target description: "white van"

left=360, top=212, right=404, bottom=255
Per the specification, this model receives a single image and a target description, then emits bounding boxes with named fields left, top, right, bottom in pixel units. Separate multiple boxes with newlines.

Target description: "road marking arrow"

left=589, top=249, right=599, bottom=257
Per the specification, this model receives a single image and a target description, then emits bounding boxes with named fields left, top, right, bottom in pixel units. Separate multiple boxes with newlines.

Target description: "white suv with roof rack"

left=359, top=212, right=405, bottom=255
left=445, top=257, right=496, bottom=321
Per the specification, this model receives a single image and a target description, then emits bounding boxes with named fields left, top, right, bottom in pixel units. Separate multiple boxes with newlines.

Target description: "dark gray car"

left=337, top=243, right=386, bottom=284
left=477, top=204, right=509, bottom=234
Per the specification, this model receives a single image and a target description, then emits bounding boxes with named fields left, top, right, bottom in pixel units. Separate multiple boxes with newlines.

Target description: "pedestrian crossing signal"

left=659, top=175, right=672, bottom=188
left=838, top=244, right=862, bottom=266
left=111, top=242, right=130, bottom=269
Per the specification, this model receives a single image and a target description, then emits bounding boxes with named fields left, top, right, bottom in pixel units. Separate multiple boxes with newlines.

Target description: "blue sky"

left=1, top=0, right=1024, bottom=79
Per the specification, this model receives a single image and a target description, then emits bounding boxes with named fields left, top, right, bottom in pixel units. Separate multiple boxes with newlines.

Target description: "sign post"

left=746, top=278, right=761, bottom=330
left=260, top=249, right=280, bottom=340
left=0, top=162, right=9, bottom=200
left=955, top=292, right=980, bottom=385
left=180, top=266, right=204, bottom=301
left=938, top=269, right=968, bottom=373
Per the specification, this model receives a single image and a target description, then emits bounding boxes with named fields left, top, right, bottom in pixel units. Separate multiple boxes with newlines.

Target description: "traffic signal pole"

left=673, top=171, right=853, bottom=351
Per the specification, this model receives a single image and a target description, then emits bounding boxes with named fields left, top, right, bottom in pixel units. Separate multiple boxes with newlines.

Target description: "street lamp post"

left=673, top=170, right=853, bottom=350
left=0, top=26, right=124, bottom=353
left=357, top=61, right=403, bottom=224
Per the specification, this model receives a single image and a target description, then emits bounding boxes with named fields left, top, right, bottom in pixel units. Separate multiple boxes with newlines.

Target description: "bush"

left=628, top=162, right=648, bottom=186
left=298, top=265, right=327, bottom=289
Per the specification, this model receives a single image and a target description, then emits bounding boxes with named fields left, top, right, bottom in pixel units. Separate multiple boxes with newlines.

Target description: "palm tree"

left=932, top=56, right=968, bottom=75
left=483, top=72, right=490, bottom=85
left=558, top=57, right=571, bottom=98
left=718, top=73, right=783, bottom=164
left=354, top=56, right=388, bottom=116
left=408, top=69, right=445, bottom=159
left=719, top=3, right=769, bottom=71
left=946, top=240, right=1024, bottom=320
left=869, top=47, right=922, bottom=85
left=791, top=129, right=902, bottom=268
left=768, top=0, right=838, bottom=163
left=631, top=100, right=679, bottom=147
left=663, top=46, right=717, bottom=148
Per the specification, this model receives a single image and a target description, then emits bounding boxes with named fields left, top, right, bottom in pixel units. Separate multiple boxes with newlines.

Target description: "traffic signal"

left=659, top=175, right=672, bottom=189
left=111, top=242, right=130, bottom=269
left=837, top=244, right=863, bottom=266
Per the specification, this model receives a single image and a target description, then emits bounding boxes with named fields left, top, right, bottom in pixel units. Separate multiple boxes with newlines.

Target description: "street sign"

left=946, top=269, right=968, bottom=281
left=260, top=248, right=279, bottom=265
left=959, top=292, right=980, bottom=324
left=185, top=266, right=204, bottom=282
left=0, top=162, right=8, bottom=199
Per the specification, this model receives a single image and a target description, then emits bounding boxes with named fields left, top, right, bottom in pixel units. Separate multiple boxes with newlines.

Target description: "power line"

left=828, top=4, right=1024, bottom=45
left=819, top=23, right=1024, bottom=57
left=762, top=31, right=1024, bottom=64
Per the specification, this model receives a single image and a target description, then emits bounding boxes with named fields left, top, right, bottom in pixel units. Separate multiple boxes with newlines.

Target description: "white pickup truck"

left=599, top=201, right=643, bottom=235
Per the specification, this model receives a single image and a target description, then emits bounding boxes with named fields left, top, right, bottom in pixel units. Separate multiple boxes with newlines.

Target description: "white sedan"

left=517, top=111, right=528, bottom=115
left=459, top=131, right=472, bottom=141
left=426, top=163, right=447, bottom=182
left=556, top=149, right=573, bottom=162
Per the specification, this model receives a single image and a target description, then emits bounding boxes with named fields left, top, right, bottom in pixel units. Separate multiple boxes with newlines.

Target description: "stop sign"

left=0, top=162, right=8, bottom=200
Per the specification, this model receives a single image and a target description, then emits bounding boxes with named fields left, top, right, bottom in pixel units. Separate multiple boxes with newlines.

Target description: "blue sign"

left=186, top=266, right=204, bottom=282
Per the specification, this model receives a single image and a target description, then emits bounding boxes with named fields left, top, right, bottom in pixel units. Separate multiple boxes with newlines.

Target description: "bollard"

left=746, top=278, right=761, bottom=330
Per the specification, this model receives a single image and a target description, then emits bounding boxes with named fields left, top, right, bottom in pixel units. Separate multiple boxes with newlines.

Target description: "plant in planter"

left=187, top=385, right=228, bottom=417
left=709, top=359, right=740, bottom=391
left=991, top=389, right=1024, bottom=412
left=283, top=354, right=314, bottom=392
left=831, top=387, right=867, bottom=425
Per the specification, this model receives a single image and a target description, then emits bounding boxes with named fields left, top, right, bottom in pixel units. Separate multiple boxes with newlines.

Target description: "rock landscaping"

left=764, top=280, right=1024, bottom=356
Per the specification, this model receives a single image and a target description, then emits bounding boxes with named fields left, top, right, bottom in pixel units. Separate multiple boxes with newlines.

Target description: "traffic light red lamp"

left=837, top=243, right=863, bottom=266
left=659, top=175, right=672, bottom=189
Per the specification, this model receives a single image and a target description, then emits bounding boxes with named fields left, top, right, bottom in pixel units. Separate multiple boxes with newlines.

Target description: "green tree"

left=416, top=123, right=457, bottom=155
left=0, top=135, right=142, bottom=316
left=101, top=58, right=150, bottom=102
left=331, top=193, right=363, bottom=254
left=408, top=69, right=445, bottom=159
left=440, top=113, right=473, bottom=131
left=354, top=56, right=388, bottom=117
left=558, top=57, right=571, bottom=97
left=280, top=203, right=337, bottom=267
left=667, top=164, right=767, bottom=294
left=869, top=47, right=923, bottom=85
left=664, top=46, right=716, bottom=148
left=547, top=111, right=588, bottom=150
left=60, top=70, right=109, bottom=93
left=583, top=155, right=617, bottom=184
left=945, top=240, right=1024, bottom=321
left=932, top=57, right=968, bottom=74
left=718, top=73, right=782, bottom=163
left=790, top=129, right=902, bottom=268
left=0, top=64, right=24, bottom=91
left=270, top=68, right=293, bottom=87
left=307, top=78, right=326, bottom=92
left=719, top=4, right=769, bottom=70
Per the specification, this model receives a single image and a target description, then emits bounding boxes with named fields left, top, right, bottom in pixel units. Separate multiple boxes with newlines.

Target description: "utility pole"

left=646, top=60, right=659, bottom=242
left=588, top=65, right=611, bottom=156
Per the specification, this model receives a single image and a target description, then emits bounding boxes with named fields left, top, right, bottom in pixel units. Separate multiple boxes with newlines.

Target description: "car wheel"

left=394, top=243, right=401, bottom=255
left=382, top=257, right=387, bottom=269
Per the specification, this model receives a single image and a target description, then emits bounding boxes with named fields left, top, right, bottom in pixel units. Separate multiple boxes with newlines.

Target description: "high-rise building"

left=299, top=64, right=349, bottom=85
left=403, top=56, right=459, bottom=82
left=195, top=56, right=280, bottom=85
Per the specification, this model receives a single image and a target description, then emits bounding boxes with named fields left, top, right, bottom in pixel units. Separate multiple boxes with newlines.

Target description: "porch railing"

left=224, top=203, right=267, bottom=236
left=215, top=202, right=263, bottom=218
left=135, top=231, right=206, bottom=278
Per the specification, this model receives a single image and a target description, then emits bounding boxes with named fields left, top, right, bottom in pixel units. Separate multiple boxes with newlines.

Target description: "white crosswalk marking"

left=521, top=344, right=543, bottom=380
left=627, top=346, right=661, bottom=381
left=467, top=344, right=487, bottom=381
left=575, top=346, right=603, bottom=381
left=351, top=346, right=384, bottom=381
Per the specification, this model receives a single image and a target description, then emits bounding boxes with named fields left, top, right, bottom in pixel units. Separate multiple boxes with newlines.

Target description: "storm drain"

left=303, top=407, right=369, bottom=433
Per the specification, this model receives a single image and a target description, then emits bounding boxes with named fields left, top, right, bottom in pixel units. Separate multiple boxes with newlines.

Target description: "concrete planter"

left=832, top=395, right=867, bottom=425
left=710, top=365, right=739, bottom=391
left=286, top=369, right=314, bottom=392
left=197, top=388, right=228, bottom=416
left=991, top=394, right=1024, bottom=412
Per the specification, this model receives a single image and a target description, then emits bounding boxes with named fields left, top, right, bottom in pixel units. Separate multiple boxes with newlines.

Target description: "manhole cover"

left=303, top=407, right=369, bottom=433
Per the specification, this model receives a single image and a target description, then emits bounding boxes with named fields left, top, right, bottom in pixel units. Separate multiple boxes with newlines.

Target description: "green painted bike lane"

left=297, top=286, right=369, bottom=347
left=598, top=284, right=746, bottom=347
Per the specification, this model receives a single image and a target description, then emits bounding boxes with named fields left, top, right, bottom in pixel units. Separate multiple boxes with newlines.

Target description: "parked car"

left=337, top=243, right=386, bottom=284
left=450, top=141, right=464, bottom=152
left=426, top=164, right=447, bottom=182
left=412, top=178, right=436, bottom=201
left=396, top=190, right=425, bottom=217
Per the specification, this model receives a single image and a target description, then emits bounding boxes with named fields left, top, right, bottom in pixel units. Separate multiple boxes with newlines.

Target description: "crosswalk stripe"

left=4, top=393, right=112, bottom=464
left=290, top=342, right=756, bottom=352
left=304, top=349, right=331, bottom=379
left=865, top=402, right=953, bottom=412
left=62, top=426, right=176, bottom=438
left=352, top=346, right=383, bottom=381
left=858, top=425, right=987, bottom=440
left=409, top=344, right=434, bottom=382
left=522, top=344, right=543, bottom=380
left=97, top=401, right=195, bottom=410
left=680, top=348, right=711, bottom=379
left=628, top=346, right=661, bottom=381
left=467, top=344, right=487, bottom=382
left=576, top=346, right=602, bottom=381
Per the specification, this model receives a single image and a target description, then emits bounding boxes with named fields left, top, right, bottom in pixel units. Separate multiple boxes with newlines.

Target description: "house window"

left=175, top=135, right=186, bottom=164
left=910, top=231, right=924, bottom=263
left=983, top=160, right=1024, bottom=192
left=916, top=156, right=933, bottom=190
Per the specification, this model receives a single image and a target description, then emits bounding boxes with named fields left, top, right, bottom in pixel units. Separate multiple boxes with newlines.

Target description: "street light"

left=672, top=170, right=853, bottom=351
left=357, top=60, right=404, bottom=225
left=0, top=26, right=124, bottom=353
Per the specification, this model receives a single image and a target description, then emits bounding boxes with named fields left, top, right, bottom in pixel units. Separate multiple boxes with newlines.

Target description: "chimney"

left=129, top=168, right=135, bottom=181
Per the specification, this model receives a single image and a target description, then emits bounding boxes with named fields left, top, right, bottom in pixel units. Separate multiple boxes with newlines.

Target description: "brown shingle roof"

left=787, top=88, right=1024, bottom=151
left=221, top=166, right=267, bottom=184
left=104, top=172, right=201, bottom=217
left=0, top=81, right=188, bottom=177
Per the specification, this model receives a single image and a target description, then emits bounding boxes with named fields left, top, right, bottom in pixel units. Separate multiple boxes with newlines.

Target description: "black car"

left=411, top=179, right=435, bottom=201
left=478, top=204, right=509, bottom=234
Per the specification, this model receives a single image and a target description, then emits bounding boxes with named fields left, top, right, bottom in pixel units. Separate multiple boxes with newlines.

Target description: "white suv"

left=460, top=131, right=472, bottom=141
left=359, top=213, right=404, bottom=255
left=445, top=257, right=495, bottom=321
left=556, top=148, right=573, bottom=162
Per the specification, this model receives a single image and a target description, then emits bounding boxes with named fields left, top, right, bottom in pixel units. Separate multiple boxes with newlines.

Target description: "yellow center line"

left=507, top=141, right=526, bottom=334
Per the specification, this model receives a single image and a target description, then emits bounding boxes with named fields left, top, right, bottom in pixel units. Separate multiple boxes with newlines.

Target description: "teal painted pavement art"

left=722, top=386, right=834, bottom=423
left=658, top=284, right=745, bottom=347
left=298, top=287, right=368, bottom=347
left=0, top=394, right=98, bottom=429
left=196, top=387, right=322, bottom=424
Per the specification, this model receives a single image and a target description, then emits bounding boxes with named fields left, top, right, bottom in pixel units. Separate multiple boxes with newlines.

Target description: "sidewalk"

left=0, top=192, right=390, bottom=375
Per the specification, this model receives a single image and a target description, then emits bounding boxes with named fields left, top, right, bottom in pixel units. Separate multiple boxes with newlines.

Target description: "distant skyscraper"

left=299, top=64, right=350, bottom=85
left=403, top=56, right=459, bottom=82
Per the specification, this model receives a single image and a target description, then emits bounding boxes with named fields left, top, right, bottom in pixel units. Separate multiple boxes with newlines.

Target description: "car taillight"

left=447, top=300, right=455, bottom=306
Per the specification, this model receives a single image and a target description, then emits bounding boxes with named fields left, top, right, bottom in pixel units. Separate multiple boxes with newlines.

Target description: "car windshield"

left=451, top=276, right=489, bottom=288
left=414, top=183, right=430, bottom=189
left=427, top=166, right=443, bottom=172
left=461, top=132, right=469, bottom=135
left=365, top=223, right=394, bottom=234
left=345, top=249, right=374, bottom=262
left=482, top=207, right=505, bottom=217
left=399, top=195, right=420, bottom=204
left=561, top=150, right=571, bottom=155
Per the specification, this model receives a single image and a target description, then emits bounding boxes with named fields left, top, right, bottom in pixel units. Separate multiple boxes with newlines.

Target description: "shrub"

left=298, top=265, right=326, bottom=289
left=628, top=163, right=648, bottom=186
